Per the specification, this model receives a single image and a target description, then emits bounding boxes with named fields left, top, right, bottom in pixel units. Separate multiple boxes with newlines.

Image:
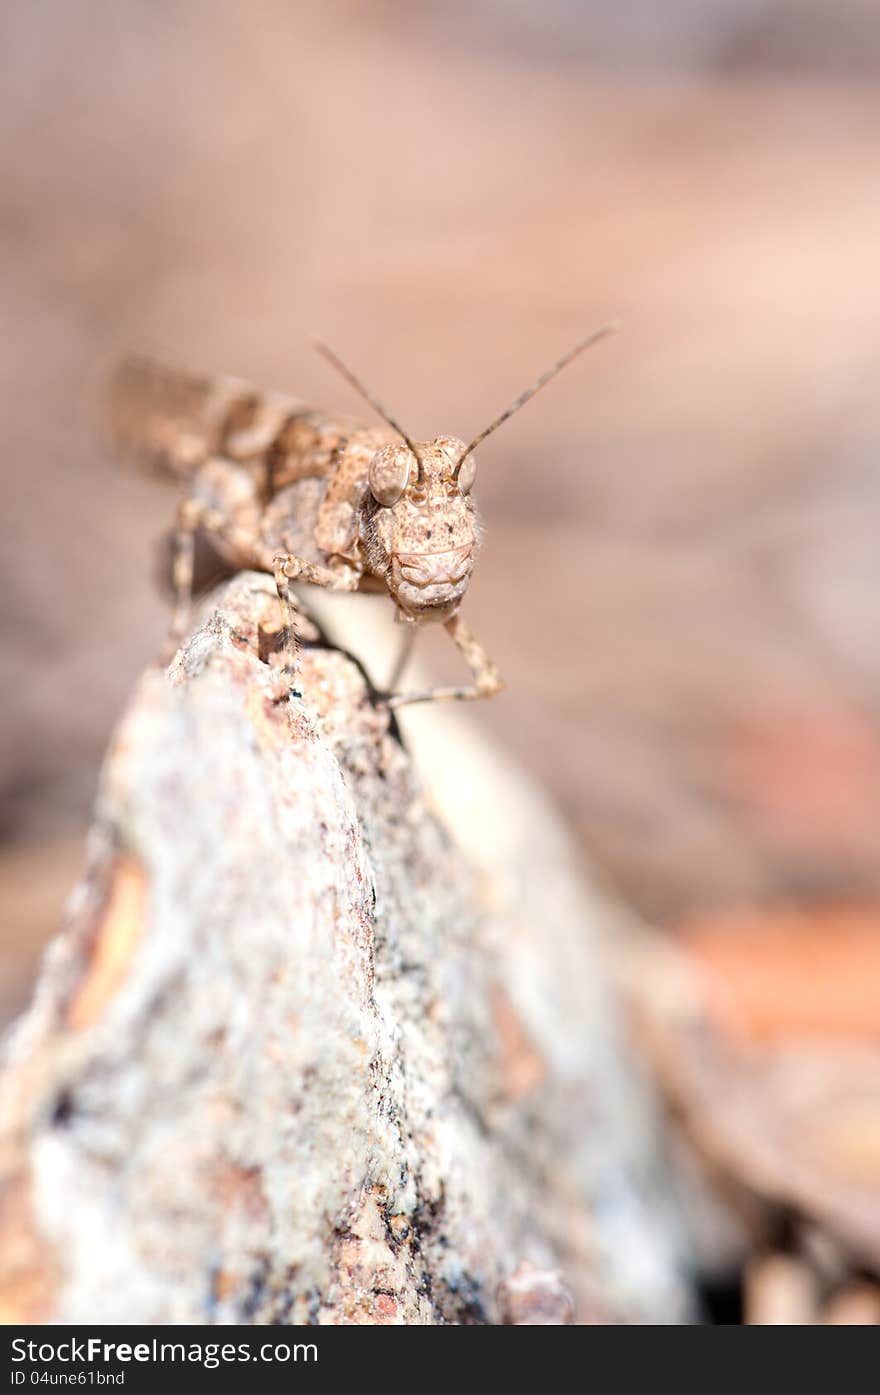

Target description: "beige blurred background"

left=4, top=0, right=880, bottom=1020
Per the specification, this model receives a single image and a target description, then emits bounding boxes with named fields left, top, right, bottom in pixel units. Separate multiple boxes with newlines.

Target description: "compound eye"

left=456, top=453, right=477, bottom=494
left=369, top=445, right=412, bottom=506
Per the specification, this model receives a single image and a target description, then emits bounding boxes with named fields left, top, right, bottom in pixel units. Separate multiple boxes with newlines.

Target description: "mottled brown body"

left=108, top=357, right=500, bottom=705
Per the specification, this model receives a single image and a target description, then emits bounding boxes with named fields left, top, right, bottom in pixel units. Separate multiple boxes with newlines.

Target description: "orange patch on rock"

left=492, top=987, right=547, bottom=1100
left=0, top=1176, right=59, bottom=1323
left=245, top=685, right=290, bottom=750
left=67, top=856, right=148, bottom=1030
left=373, top=1293, right=398, bottom=1321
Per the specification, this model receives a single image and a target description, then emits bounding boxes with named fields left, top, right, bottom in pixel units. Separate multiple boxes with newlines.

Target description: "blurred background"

left=4, top=0, right=880, bottom=1320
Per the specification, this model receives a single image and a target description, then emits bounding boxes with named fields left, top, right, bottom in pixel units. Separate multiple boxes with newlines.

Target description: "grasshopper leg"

left=164, top=495, right=205, bottom=660
left=272, top=552, right=358, bottom=697
left=163, top=455, right=264, bottom=661
left=388, top=620, right=418, bottom=691
left=387, top=613, right=502, bottom=708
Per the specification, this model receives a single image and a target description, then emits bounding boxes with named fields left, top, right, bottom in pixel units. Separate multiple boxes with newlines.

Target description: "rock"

left=0, top=572, right=691, bottom=1324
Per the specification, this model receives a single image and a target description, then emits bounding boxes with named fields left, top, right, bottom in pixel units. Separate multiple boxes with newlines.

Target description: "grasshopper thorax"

left=366, top=435, right=479, bottom=621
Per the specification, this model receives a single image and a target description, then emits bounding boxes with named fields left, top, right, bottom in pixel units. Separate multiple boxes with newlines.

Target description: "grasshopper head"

left=314, top=324, right=618, bottom=619
left=367, top=436, right=479, bottom=620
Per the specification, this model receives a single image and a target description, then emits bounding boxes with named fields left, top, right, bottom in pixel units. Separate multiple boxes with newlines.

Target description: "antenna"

left=312, top=338, right=423, bottom=479
left=454, top=321, right=619, bottom=478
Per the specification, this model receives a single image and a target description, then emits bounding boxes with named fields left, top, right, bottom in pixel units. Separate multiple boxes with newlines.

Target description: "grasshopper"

left=108, top=326, right=615, bottom=706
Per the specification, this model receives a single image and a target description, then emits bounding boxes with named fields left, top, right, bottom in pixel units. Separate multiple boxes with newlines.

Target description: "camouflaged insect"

left=108, top=328, right=615, bottom=706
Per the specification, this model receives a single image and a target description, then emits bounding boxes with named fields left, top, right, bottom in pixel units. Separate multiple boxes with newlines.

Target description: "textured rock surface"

left=0, top=573, right=691, bottom=1324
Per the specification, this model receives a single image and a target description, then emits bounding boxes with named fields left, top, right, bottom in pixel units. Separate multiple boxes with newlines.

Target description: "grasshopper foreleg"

left=272, top=552, right=359, bottom=697
left=387, top=619, right=418, bottom=692
left=388, top=613, right=502, bottom=708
